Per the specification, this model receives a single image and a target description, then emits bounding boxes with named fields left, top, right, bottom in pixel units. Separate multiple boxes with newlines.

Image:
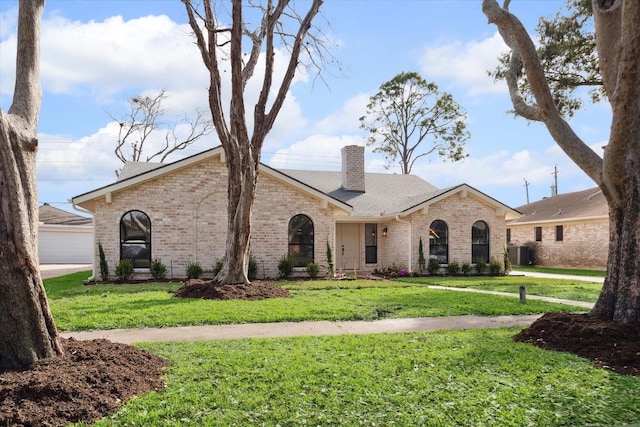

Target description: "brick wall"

left=508, top=218, right=608, bottom=269
left=341, top=145, right=365, bottom=192
left=94, top=156, right=336, bottom=279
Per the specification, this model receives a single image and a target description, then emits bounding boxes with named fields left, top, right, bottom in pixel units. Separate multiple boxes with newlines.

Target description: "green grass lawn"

left=511, top=266, right=606, bottom=277
left=47, top=272, right=589, bottom=331
left=80, top=329, right=640, bottom=427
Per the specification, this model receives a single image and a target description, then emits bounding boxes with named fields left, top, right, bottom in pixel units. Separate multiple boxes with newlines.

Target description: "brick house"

left=506, top=187, right=608, bottom=269
left=71, top=145, right=520, bottom=280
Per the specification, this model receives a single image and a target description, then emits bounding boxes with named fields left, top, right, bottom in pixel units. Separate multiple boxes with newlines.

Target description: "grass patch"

left=83, top=329, right=640, bottom=426
left=511, top=266, right=606, bottom=277
left=51, top=282, right=585, bottom=331
left=395, top=276, right=602, bottom=303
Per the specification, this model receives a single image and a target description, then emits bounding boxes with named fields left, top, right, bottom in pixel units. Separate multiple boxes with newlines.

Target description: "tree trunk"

left=0, top=112, right=63, bottom=371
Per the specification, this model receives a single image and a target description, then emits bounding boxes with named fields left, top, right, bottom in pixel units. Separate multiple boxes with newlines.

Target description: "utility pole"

left=551, top=165, right=559, bottom=196
left=523, top=178, right=530, bottom=204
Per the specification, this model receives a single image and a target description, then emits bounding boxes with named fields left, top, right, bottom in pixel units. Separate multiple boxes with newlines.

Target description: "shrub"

left=213, top=258, right=224, bottom=276
left=418, top=238, right=426, bottom=273
left=114, top=259, right=134, bottom=282
left=447, top=261, right=460, bottom=275
left=326, top=241, right=334, bottom=275
left=248, top=254, right=258, bottom=280
left=278, top=253, right=296, bottom=278
left=306, top=262, right=320, bottom=278
left=186, top=261, right=203, bottom=279
left=490, top=257, right=503, bottom=275
left=503, top=246, right=512, bottom=273
left=461, top=262, right=472, bottom=275
left=475, top=258, right=487, bottom=274
left=150, top=258, right=167, bottom=280
left=98, top=242, right=109, bottom=281
left=427, top=258, right=440, bottom=275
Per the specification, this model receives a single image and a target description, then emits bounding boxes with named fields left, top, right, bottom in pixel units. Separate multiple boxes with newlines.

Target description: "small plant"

left=278, top=253, right=296, bottom=278
left=503, top=246, right=512, bottom=273
left=475, top=258, right=487, bottom=274
left=213, top=258, right=224, bottom=276
left=490, top=257, right=503, bottom=275
left=427, top=258, right=440, bottom=275
left=306, top=262, right=320, bottom=278
left=114, top=259, right=134, bottom=282
left=248, top=254, right=258, bottom=280
left=186, top=261, right=203, bottom=279
left=98, top=242, right=109, bottom=281
left=150, top=258, right=167, bottom=280
left=326, top=241, right=334, bottom=275
left=447, top=260, right=460, bottom=275
left=461, top=261, right=472, bottom=275
left=418, top=237, right=426, bottom=274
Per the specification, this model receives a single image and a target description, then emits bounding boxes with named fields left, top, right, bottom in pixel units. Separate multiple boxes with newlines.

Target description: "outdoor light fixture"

left=382, top=227, right=388, bottom=237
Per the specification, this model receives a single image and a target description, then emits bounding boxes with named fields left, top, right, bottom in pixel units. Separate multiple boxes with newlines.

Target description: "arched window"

left=429, top=220, right=448, bottom=264
left=288, top=214, right=314, bottom=267
left=472, top=220, right=490, bottom=263
left=120, top=210, right=151, bottom=268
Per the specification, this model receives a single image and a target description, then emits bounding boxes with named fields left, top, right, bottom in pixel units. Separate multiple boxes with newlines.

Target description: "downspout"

left=395, top=215, right=412, bottom=273
left=71, top=199, right=96, bottom=282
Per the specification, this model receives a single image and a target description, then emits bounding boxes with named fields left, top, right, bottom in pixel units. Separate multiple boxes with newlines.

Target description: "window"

left=472, top=220, right=490, bottom=263
left=429, top=220, right=448, bottom=264
left=535, top=226, right=542, bottom=242
left=555, top=225, right=564, bottom=242
left=288, top=214, right=314, bottom=267
left=120, top=210, right=151, bottom=268
left=506, top=228, right=511, bottom=244
left=365, top=223, right=377, bottom=264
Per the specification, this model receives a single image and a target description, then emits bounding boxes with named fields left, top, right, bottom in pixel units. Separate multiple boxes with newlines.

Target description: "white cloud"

left=419, top=31, right=509, bottom=96
left=267, top=134, right=362, bottom=171
left=313, top=92, right=369, bottom=135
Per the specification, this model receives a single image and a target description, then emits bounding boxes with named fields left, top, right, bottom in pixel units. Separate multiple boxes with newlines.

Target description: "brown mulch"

left=514, top=312, right=640, bottom=377
left=174, top=279, right=291, bottom=300
left=0, top=338, right=169, bottom=427
left=2, top=292, right=638, bottom=426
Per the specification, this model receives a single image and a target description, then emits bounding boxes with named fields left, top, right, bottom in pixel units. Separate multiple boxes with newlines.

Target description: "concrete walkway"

left=40, top=264, right=91, bottom=279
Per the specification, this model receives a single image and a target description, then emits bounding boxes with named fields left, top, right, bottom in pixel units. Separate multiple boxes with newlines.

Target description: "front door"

left=336, top=223, right=360, bottom=271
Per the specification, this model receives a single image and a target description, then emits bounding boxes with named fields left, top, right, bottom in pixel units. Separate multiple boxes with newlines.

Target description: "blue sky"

left=0, top=0, right=609, bottom=213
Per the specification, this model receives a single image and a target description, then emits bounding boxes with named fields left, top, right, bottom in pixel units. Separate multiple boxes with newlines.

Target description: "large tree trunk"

left=0, top=0, right=63, bottom=371
left=0, top=113, right=63, bottom=371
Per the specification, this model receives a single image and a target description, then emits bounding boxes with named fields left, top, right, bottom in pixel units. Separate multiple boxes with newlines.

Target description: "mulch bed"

left=2, top=285, right=638, bottom=426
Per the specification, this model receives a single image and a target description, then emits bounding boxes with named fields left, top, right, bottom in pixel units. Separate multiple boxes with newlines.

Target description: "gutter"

left=395, top=215, right=412, bottom=273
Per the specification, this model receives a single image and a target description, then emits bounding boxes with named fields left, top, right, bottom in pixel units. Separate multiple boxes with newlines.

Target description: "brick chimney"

left=341, top=145, right=365, bottom=192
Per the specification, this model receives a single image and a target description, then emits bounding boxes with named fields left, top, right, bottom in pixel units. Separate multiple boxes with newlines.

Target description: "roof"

left=509, top=187, right=608, bottom=225
left=279, top=170, right=438, bottom=217
left=72, top=146, right=520, bottom=221
left=39, top=203, right=92, bottom=226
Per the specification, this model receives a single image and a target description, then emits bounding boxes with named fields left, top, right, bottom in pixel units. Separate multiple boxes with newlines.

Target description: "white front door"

left=336, top=223, right=360, bottom=271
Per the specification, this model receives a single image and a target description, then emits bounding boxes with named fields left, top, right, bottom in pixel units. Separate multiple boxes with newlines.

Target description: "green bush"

left=427, top=258, right=440, bottom=275
left=418, top=238, right=426, bottom=273
left=248, top=254, right=258, bottom=280
left=461, top=262, right=472, bottom=275
left=186, top=261, right=203, bottom=279
left=447, top=260, right=461, bottom=275
left=278, top=253, right=296, bottom=278
left=98, top=242, right=109, bottom=281
left=213, top=258, right=224, bottom=276
left=490, top=257, right=503, bottom=275
left=306, top=262, right=320, bottom=278
left=149, top=258, right=167, bottom=280
left=475, top=258, right=487, bottom=274
left=115, top=259, right=134, bottom=282
left=503, top=246, right=512, bottom=273
left=326, top=241, right=334, bottom=275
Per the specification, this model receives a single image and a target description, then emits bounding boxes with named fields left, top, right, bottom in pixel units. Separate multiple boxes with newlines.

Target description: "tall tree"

left=0, top=0, right=64, bottom=371
left=483, top=0, right=640, bottom=323
left=182, top=0, right=325, bottom=285
left=111, top=89, right=213, bottom=176
left=359, top=71, right=469, bottom=174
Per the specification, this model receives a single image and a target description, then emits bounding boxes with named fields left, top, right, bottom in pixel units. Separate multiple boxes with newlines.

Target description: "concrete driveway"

left=40, top=264, right=91, bottom=279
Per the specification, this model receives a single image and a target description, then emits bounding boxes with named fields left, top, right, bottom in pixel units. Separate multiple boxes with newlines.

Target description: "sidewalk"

left=61, top=314, right=544, bottom=345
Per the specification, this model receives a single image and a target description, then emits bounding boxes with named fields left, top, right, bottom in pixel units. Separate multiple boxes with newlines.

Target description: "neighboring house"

left=71, top=145, right=520, bottom=280
left=506, top=187, right=609, bottom=269
left=38, top=203, right=93, bottom=264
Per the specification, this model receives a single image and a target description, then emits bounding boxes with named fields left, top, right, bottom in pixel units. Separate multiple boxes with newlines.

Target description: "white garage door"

left=39, top=226, right=93, bottom=264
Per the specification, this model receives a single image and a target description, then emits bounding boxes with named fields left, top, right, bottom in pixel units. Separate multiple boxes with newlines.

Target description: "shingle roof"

left=118, top=161, right=163, bottom=181
left=39, top=203, right=92, bottom=226
left=511, top=187, right=607, bottom=224
left=279, top=170, right=439, bottom=217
